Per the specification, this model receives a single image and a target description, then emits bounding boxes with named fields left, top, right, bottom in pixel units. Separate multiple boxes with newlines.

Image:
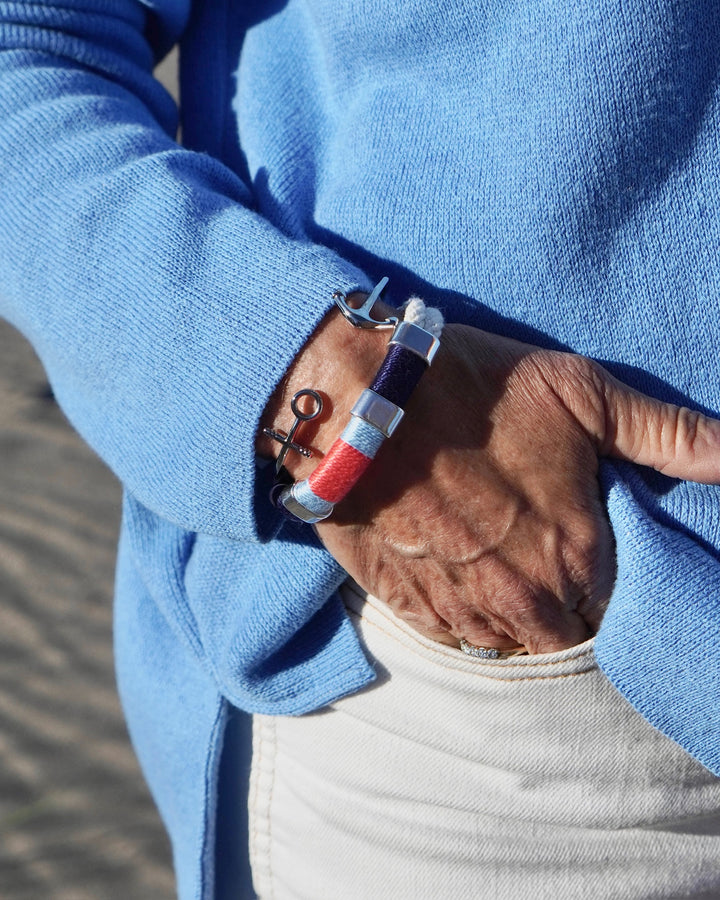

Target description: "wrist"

left=259, top=282, right=444, bottom=524
left=256, top=294, right=388, bottom=482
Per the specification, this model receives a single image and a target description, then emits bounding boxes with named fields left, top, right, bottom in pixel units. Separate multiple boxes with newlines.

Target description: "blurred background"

left=0, top=49, right=180, bottom=900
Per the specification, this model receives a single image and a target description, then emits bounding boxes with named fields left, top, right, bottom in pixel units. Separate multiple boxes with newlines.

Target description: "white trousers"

left=249, top=583, right=720, bottom=899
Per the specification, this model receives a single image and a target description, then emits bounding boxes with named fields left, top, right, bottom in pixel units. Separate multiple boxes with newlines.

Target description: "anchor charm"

left=263, top=388, right=324, bottom=474
left=331, top=276, right=398, bottom=330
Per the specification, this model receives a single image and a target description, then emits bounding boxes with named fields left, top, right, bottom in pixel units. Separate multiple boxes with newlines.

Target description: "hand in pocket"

left=317, top=323, right=720, bottom=653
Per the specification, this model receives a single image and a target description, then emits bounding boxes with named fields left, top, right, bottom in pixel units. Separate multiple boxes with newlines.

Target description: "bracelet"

left=263, top=278, right=444, bottom=524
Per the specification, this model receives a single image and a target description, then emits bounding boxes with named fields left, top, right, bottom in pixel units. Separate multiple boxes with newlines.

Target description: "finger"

left=452, top=611, right=526, bottom=652
left=598, top=372, right=720, bottom=483
left=552, top=355, right=720, bottom=484
left=445, top=558, right=592, bottom=654
left=488, top=593, right=591, bottom=654
left=459, top=601, right=590, bottom=654
left=560, top=505, right=616, bottom=633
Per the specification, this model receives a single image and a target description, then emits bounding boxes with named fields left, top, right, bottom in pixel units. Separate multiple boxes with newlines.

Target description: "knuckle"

left=385, top=588, right=420, bottom=618
left=672, top=405, right=701, bottom=454
left=537, top=352, right=610, bottom=433
left=552, top=351, right=604, bottom=389
left=569, top=513, right=607, bottom=561
left=445, top=604, right=490, bottom=637
left=385, top=587, right=448, bottom=633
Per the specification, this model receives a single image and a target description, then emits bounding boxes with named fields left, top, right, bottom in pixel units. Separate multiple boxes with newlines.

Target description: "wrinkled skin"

left=260, top=311, right=720, bottom=654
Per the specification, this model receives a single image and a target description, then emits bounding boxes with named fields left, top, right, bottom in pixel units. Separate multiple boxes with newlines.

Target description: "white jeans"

left=249, top=583, right=720, bottom=899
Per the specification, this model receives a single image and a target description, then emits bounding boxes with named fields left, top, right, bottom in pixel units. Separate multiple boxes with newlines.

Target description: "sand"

left=0, top=319, right=175, bottom=898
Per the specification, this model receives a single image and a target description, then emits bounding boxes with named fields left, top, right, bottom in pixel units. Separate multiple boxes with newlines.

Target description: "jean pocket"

left=336, top=581, right=720, bottom=846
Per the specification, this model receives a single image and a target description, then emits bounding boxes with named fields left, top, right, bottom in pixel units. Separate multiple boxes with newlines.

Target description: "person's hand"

left=259, top=309, right=720, bottom=653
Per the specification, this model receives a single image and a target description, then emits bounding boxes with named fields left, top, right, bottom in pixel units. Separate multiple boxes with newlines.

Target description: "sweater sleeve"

left=0, top=0, right=371, bottom=541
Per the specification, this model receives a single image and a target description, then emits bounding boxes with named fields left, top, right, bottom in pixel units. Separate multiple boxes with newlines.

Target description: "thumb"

left=594, top=368, right=720, bottom=484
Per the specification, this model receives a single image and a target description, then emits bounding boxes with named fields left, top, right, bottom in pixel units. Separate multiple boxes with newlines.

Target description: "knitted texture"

left=2, top=1, right=720, bottom=897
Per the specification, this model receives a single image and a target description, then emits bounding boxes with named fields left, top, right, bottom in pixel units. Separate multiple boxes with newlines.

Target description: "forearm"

left=0, top=1, right=371, bottom=540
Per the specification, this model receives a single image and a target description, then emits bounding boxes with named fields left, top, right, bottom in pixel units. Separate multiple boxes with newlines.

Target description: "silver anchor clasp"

left=332, top=276, right=398, bottom=329
left=263, top=388, right=324, bottom=474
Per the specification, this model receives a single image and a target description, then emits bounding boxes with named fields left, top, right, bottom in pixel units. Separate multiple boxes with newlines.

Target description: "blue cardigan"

left=2, top=0, right=720, bottom=896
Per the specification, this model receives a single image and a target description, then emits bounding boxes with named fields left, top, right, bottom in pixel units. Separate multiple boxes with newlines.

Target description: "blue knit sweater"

left=1, top=0, right=720, bottom=896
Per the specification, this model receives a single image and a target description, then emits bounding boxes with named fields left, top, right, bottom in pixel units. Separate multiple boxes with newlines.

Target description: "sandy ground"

left=0, top=322, right=176, bottom=899
left=0, top=51, right=181, bottom=900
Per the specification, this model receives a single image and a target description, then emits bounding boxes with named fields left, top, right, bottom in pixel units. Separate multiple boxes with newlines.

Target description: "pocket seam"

left=342, top=583, right=598, bottom=682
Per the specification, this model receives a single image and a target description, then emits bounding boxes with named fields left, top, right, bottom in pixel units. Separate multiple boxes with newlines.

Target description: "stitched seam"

left=249, top=715, right=277, bottom=899
left=342, top=579, right=597, bottom=672
left=267, top=718, right=277, bottom=900
left=199, top=699, right=226, bottom=900
left=249, top=718, right=261, bottom=894
left=346, top=605, right=598, bottom=682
